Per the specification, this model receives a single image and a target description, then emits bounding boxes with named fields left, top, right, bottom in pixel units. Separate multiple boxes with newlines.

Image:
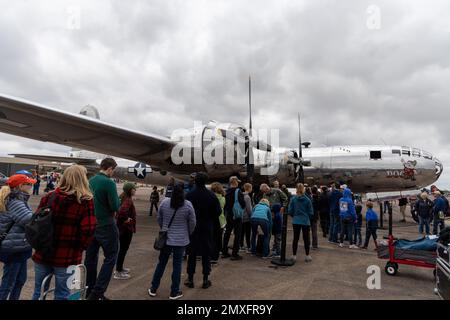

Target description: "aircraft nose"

left=434, top=158, right=443, bottom=178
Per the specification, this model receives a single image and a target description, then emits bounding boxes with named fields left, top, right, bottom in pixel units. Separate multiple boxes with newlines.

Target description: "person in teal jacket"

left=288, top=183, right=313, bottom=262
left=250, top=199, right=272, bottom=258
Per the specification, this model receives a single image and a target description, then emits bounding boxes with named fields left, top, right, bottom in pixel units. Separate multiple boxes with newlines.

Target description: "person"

left=339, top=188, right=358, bottom=249
left=148, top=183, right=196, bottom=300
left=45, top=173, right=56, bottom=193
left=31, top=170, right=41, bottom=196
left=85, top=158, right=121, bottom=300
left=362, top=201, right=378, bottom=250
left=149, top=186, right=159, bottom=216
left=432, top=191, right=446, bottom=235
left=271, top=203, right=282, bottom=257
left=222, top=176, right=246, bottom=260
left=399, top=197, right=408, bottom=223
left=280, top=184, right=292, bottom=204
left=210, top=182, right=226, bottom=263
left=415, top=192, right=432, bottom=235
left=250, top=199, right=272, bottom=258
left=165, top=177, right=175, bottom=198
left=254, top=183, right=288, bottom=209
left=318, top=186, right=330, bottom=238
left=288, top=183, right=313, bottom=262
left=0, top=174, right=35, bottom=300
left=114, top=182, right=137, bottom=280
left=184, top=174, right=196, bottom=194
left=328, top=183, right=342, bottom=244
left=310, top=187, right=320, bottom=249
left=240, top=183, right=253, bottom=252
left=31, top=165, right=96, bottom=300
left=185, top=172, right=221, bottom=289
left=383, top=200, right=390, bottom=214
left=353, top=200, right=363, bottom=247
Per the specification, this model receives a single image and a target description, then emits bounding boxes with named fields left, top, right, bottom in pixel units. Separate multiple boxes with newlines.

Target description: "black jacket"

left=185, top=186, right=222, bottom=256
left=415, top=199, right=432, bottom=219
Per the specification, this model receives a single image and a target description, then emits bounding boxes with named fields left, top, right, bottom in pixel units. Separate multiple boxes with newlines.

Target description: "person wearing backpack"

left=339, top=188, right=358, bottom=249
left=0, top=174, right=36, bottom=300
left=148, top=183, right=196, bottom=300
left=85, top=158, right=121, bottom=300
left=222, top=176, right=246, bottom=260
left=31, top=165, right=96, bottom=300
left=184, top=172, right=221, bottom=289
left=415, top=192, right=432, bottom=235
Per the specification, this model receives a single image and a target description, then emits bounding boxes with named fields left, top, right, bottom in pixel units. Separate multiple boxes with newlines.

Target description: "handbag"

left=153, top=208, right=178, bottom=251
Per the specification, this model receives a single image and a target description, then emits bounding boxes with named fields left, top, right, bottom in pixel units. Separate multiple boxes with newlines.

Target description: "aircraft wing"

left=10, top=153, right=98, bottom=166
left=0, top=94, right=175, bottom=166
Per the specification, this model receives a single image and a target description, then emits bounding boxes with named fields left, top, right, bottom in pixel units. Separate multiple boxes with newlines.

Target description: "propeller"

left=296, top=113, right=305, bottom=184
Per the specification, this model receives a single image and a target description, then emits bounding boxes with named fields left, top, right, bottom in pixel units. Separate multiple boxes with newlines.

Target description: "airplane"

left=0, top=92, right=443, bottom=193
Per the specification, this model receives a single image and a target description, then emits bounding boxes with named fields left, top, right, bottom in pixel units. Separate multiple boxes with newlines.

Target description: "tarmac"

left=3, top=184, right=444, bottom=300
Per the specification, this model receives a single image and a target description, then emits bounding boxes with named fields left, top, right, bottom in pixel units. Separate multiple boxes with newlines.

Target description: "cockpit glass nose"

left=435, top=158, right=443, bottom=177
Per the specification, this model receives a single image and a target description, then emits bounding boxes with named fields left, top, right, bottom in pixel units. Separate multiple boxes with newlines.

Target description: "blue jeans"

left=328, top=213, right=340, bottom=242
left=250, top=219, right=269, bottom=257
left=151, top=245, right=184, bottom=296
left=85, top=224, right=119, bottom=297
left=353, top=226, right=362, bottom=246
left=433, top=218, right=445, bottom=235
left=0, top=259, right=28, bottom=300
left=418, top=216, right=430, bottom=235
left=32, top=263, right=72, bottom=300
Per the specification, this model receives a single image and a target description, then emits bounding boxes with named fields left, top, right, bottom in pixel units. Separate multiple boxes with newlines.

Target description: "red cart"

left=378, top=207, right=436, bottom=276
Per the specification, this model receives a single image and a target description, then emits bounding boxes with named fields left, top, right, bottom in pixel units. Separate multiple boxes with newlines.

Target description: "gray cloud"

left=0, top=0, right=449, bottom=188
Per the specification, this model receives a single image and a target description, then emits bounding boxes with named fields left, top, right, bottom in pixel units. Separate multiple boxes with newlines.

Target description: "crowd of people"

left=0, top=159, right=447, bottom=300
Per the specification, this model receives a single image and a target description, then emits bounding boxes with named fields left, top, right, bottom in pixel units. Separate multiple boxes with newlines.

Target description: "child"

left=271, top=204, right=283, bottom=257
left=362, top=201, right=378, bottom=250
left=114, top=182, right=137, bottom=280
left=354, top=200, right=363, bottom=247
left=149, top=186, right=159, bottom=216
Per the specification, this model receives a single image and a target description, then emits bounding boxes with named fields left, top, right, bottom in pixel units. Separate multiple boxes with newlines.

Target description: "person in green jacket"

left=210, top=182, right=226, bottom=263
left=85, top=158, right=120, bottom=300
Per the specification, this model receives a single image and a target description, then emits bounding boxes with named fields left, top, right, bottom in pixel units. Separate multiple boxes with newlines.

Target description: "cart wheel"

left=385, top=262, right=398, bottom=276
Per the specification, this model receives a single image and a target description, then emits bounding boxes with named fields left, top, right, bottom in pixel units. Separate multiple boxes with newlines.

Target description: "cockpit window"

left=370, top=151, right=382, bottom=160
left=401, top=146, right=411, bottom=156
left=392, top=149, right=401, bottom=156
left=422, top=151, right=433, bottom=160
left=412, top=148, right=421, bottom=157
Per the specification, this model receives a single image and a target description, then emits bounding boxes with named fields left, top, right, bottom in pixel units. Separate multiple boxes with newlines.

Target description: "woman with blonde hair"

left=0, top=174, right=36, bottom=300
left=287, top=183, right=314, bottom=262
left=210, top=182, right=226, bottom=263
left=32, top=165, right=97, bottom=300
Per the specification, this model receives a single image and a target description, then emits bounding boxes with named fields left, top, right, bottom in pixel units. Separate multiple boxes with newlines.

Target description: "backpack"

left=25, top=192, right=57, bottom=256
left=232, top=188, right=244, bottom=220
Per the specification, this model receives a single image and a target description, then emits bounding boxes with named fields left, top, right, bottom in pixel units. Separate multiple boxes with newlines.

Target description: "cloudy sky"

left=0, top=0, right=449, bottom=188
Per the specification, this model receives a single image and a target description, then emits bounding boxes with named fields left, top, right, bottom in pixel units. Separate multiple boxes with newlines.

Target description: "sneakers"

left=230, top=255, right=243, bottom=261
left=305, top=255, right=313, bottom=262
left=339, top=243, right=344, bottom=248
left=169, top=291, right=183, bottom=300
left=349, top=245, right=359, bottom=249
left=114, top=271, right=131, bottom=280
left=148, top=288, right=157, bottom=297
left=122, top=268, right=131, bottom=274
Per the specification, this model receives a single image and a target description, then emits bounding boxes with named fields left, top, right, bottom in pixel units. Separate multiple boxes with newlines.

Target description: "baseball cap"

left=7, top=174, right=37, bottom=188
